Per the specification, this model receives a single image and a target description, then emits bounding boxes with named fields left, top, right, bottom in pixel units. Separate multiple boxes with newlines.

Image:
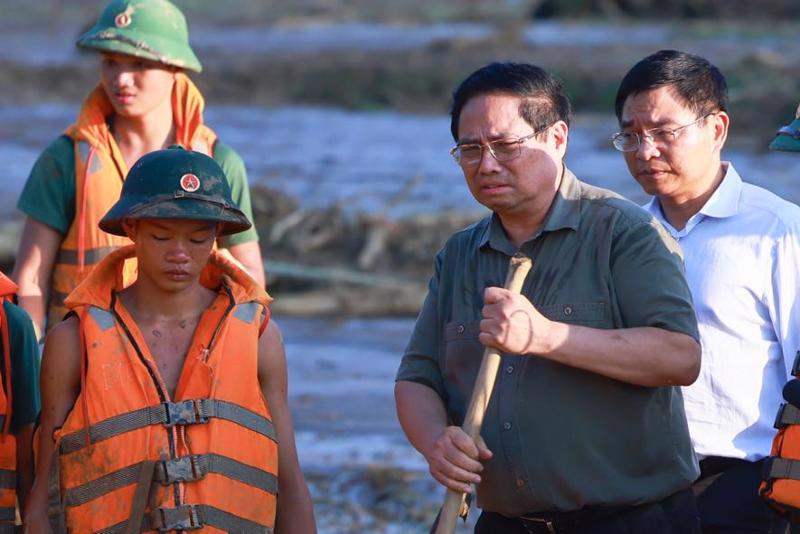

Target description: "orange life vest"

left=50, top=73, right=217, bottom=330
left=0, top=273, right=17, bottom=529
left=760, top=352, right=800, bottom=522
left=56, top=246, right=277, bottom=533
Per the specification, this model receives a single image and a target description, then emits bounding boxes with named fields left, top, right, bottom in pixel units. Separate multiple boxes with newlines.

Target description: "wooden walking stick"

left=434, top=253, right=533, bottom=534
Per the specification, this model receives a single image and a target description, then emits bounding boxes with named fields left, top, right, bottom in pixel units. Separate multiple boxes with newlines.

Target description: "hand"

left=479, top=287, right=552, bottom=355
left=424, top=426, right=493, bottom=493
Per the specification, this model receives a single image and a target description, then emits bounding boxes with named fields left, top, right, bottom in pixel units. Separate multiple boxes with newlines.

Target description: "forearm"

left=12, top=218, right=62, bottom=337
left=24, top=426, right=56, bottom=531
left=26, top=318, right=81, bottom=531
left=245, top=262, right=265, bottom=287
left=537, top=323, right=700, bottom=387
left=258, top=323, right=316, bottom=533
left=13, top=283, right=46, bottom=340
left=275, top=469, right=316, bottom=534
left=15, top=424, right=35, bottom=515
left=395, top=381, right=449, bottom=457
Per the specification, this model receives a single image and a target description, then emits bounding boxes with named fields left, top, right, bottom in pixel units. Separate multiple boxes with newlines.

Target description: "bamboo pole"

left=434, top=253, right=533, bottom=534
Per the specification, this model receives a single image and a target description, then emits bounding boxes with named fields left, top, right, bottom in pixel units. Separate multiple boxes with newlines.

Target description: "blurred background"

left=1, top=1, right=800, bottom=532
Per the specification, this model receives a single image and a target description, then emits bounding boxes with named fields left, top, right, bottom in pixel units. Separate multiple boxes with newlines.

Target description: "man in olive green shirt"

left=395, top=62, right=702, bottom=533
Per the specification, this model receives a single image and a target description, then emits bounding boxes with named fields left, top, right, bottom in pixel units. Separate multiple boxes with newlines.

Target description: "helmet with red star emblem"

left=100, top=146, right=251, bottom=236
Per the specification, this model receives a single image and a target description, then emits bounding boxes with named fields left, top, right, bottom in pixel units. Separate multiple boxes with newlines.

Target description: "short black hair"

left=450, top=62, right=572, bottom=141
left=614, top=50, right=728, bottom=122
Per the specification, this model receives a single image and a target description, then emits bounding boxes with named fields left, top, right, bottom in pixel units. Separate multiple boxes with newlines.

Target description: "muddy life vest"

left=0, top=273, right=17, bottom=529
left=760, top=351, right=800, bottom=522
left=50, top=73, right=217, bottom=331
left=57, top=246, right=276, bottom=533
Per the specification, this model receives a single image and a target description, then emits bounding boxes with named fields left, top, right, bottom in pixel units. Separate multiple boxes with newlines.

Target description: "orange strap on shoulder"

left=76, top=147, right=97, bottom=273
left=78, top=308, right=91, bottom=447
left=258, top=307, right=270, bottom=338
left=0, top=300, right=12, bottom=436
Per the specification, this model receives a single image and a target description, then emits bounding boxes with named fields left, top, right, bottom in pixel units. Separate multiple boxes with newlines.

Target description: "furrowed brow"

left=458, top=132, right=519, bottom=144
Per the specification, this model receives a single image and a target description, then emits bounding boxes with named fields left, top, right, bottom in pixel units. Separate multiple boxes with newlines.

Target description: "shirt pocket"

left=442, top=320, right=483, bottom=422
left=537, top=301, right=607, bottom=325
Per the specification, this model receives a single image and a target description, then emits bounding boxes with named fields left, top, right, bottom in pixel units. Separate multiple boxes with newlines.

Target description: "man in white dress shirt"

left=613, top=49, right=800, bottom=534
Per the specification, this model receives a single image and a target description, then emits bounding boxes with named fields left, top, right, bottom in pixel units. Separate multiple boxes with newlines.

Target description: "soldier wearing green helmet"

left=12, top=0, right=265, bottom=341
left=77, top=0, right=203, bottom=73
left=25, top=147, right=317, bottom=533
left=98, top=146, right=252, bottom=236
left=769, top=103, right=800, bottom=152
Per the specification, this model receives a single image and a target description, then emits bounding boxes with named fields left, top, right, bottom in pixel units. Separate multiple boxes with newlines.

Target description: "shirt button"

left=516, top=478, right=525, bottom=488
left=563, top=305, right=573, bottom=316
left=457, top=324, right=465, bottom=334
left=503, top=421, right=512, bottom=431
left=506, top=365, right=514, bottom=374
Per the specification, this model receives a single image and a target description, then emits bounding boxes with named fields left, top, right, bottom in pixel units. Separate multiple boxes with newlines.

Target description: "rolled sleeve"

left=17, top=135, right=75, bottom=234
left=610, top=218, right=700, bottom=341
left=396, top=255, right=448, bottom=400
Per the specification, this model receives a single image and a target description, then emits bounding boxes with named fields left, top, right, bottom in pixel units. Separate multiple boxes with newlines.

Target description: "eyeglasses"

left=450, top=130, right=543, bottom=166
left=610, top=112, right=715, bottom=152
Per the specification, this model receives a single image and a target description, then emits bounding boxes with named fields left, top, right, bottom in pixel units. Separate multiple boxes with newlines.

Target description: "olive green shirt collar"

left=480, top=166, right=581, bottom=255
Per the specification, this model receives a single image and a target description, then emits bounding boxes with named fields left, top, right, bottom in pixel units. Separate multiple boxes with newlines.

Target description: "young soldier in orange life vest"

left=13, top=0, right=265, bottom=340
left=0, top=274, right=40, bottom=532
left=24, top=147, right=316, bottom=533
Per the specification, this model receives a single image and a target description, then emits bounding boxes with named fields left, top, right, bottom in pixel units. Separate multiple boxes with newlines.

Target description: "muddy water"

left=3, top=103, right=797, bottom=220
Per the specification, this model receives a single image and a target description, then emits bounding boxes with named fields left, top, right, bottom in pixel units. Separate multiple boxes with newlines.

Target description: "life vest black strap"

left=97, top=504, right=273, bottom=534
left=60, top=399, right=276, bottom=455
left=763, top=457, right=800, bottom=482
left=773, top=403, right=800, bottom=429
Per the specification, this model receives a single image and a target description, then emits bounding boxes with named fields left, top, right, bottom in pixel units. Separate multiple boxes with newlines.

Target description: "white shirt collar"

left=644, top=162, right=741, bottom=236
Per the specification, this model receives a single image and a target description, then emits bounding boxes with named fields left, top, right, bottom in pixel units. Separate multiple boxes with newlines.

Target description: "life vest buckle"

left=163, top=399, right=209, bottom=428
left=155, top=455, right=206, bottom=485
left=153, top=504, right=202, bottom=531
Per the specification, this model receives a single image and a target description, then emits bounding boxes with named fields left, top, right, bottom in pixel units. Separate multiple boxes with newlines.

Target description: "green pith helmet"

left=100, top=146, right=251, bottom=236
left=769, top=102, right=800, bottom=152
left=77, top=0, right=202, bottom=73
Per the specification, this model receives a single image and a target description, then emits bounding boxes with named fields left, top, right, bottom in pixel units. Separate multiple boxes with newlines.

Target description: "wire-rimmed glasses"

left=610, top=112, right=715, bottom=152
left=450, top=131, right=541, bottom=167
